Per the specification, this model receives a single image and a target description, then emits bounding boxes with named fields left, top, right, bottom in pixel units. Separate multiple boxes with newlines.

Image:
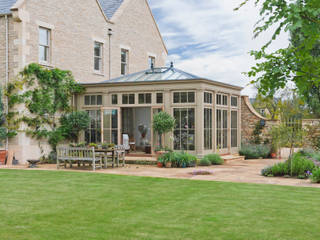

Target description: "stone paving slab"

left=1, top=159, right=320, bottom=188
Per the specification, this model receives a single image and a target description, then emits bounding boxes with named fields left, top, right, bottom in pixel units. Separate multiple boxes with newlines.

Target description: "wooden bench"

left=56, top=147, right=102, bottom=171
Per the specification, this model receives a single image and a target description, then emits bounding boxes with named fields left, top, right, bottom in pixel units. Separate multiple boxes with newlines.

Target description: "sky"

left=148, top=0, right=289, bottom=97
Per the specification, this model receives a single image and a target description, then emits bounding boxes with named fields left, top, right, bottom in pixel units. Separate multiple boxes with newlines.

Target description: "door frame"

left=100, top=107, right=121, bottom=145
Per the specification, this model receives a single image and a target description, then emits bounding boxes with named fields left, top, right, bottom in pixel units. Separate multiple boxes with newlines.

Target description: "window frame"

left=84, top=95, right=103, bottom=106
left=138, top=93, right=152, bottom=104
left=156, top=93, right=163, bottom=104
left=204, top=108, right=213, bottom=150
left=216, top=93, right=228, bottom=106
left=173, top=91, right=195, bottom=104
left=94, top=41, right=103, bottom=73
left=231, top=96, right=238, bottom=107
left=204, top=92, right=213, bottom=104
left=231, top=111, right=238, bottom=148
left=148, top=56, right=155, bottom=68
left=122, top=93, right=135, bottom=105
left=39, top=27, right=51, bottom=64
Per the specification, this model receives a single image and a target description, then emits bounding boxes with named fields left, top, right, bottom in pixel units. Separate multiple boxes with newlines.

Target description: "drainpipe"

left=108, top=28, right=113, bottom=81
left=5, top=14, right=9, bottom=152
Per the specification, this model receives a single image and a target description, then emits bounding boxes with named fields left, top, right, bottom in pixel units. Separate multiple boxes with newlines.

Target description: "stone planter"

left=165, top=162, right=172, bottom=168
left=280, top=148, right=302, bottom=159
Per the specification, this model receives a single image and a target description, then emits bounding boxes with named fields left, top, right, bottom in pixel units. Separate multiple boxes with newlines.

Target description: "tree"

left=59, top=111, right=90, bottom=143
left=152, top=112, right=175, bottom=149
left=6, top=63, right=84, bottom=152
left=236, top=0, right=320, bottom=113
left=0, top=88, right=7, bottom=144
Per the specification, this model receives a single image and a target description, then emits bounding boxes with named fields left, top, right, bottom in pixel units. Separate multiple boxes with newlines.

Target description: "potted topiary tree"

left=152, top=112, right=175, bottom=155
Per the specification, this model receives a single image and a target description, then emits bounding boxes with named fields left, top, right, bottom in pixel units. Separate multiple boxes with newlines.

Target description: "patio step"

left=222, top=154, right=245, bottom=163
left=125, top=156, right=157, bottom=165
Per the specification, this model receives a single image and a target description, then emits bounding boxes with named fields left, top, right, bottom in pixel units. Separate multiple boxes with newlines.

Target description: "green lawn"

left=0, top=170, right=319, bottom=240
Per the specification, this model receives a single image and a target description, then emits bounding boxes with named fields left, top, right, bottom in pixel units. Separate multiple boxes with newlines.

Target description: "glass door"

left=101, top=108, right=121, bottom=145
left=216, top=109, right=228, bottom=152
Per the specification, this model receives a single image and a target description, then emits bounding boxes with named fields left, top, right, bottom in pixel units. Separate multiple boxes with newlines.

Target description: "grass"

left=0, top=170, right=319, bottom=240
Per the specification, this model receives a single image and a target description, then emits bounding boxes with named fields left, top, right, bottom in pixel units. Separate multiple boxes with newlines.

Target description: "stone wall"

left=241, top=96, right=279, bottom=144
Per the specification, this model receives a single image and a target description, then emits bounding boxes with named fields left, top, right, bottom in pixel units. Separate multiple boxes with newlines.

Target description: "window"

left=231, top=96, right=238, bottom=107
left=112, top=94, right=118, bottom=105
left=85, top=110, right=101, bottom=143
left=121, top=49, right=128, bottom=75
left=174, top=108, right=195, bottom=151
left=173, top=92, right=195, bottom=103
left=138, top=93, right=152, bottom=104
left=217, top=94, right=228, bottom=106
left=231, top=111, right=238, bottom=147
left=204, top=92, right=212, bottom=104
left=84, top=95, right=102, bottom=105
left=156, top=93, right=163, bottom=104
left=39, top=27, right=50, bottom=63
left=216, top=109, right=228, bottom=149
left=149, top=56, right=155, bottom=68
left=122, top=94, right=135, bottom=104
left=204, top=108, right=213, bottom=150
left=94, top=42, right=103, bottom=72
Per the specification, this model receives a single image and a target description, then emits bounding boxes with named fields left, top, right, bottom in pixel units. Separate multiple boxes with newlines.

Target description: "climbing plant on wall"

left=5, top=63, right=84, bottom=151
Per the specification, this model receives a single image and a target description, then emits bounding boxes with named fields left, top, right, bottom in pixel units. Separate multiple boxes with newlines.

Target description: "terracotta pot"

left=165, top=162, right=172, bottom=168
left=157, top=162, right=163, bottom=168
left=271, top=153, right=277, bottom=159
left=0, top=150, right=7, bottom=165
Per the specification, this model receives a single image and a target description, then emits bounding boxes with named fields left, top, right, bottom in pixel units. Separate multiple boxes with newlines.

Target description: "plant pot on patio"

left=271, top=153, right=277, bottom=159
left=165, top=162, right=172, bottom=168
left=0, top=150, right=7, bottom=165
left=157, top=162, right=163, bottom=168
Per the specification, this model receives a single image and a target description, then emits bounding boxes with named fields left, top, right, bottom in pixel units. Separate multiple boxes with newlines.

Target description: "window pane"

left=181, top=92, right=188, bottom=103
left=121, top=63, right=126, bottom=75
left=94, top=43, right=101, bottom=57
left=231, top=111, right=237, bottom=128
left=39, top=28, right=49, bottom=45
left=85, top=96, right=90, bottom=105
left=188, top=130, right=195, bottom=150
left=138, top=94, right=144, bottom=104
left=231, top=96, right=238, bottom=107
left=122, top=94, right=128, bottom=104
left=94, top=57, right=101, bottom=71
left=146, top=93, right=152, bottom=104
left=173, top=92, right=180, bottom=103
left=39, top=46, right=49, bottom=62
left=174, top=130, right=181, bottom=150
left=223, top=95, right=228, bottom=106
left=91, top=95, right=96, bottom=105
left=188, top=108, right=195, bottom=129
left=217, top=94, right=221, bottom=105
left=97, top=95, right=102, bottom=105
left=121, top=50, right=127, bottom=62
left=156, top=93, right=163, bottom=104
left=174, top=109, right=181, bottom=129
left=129, top=94, right=135, bottom=104
left=188, top=92, right=195, bottom=103
left=112, top=95, right=118, bottom=105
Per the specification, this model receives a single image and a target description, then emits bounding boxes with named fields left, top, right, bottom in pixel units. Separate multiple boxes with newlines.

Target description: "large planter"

left=165, top=162, right=172, bottom=168
left=0, top=150, right=7, bottom=165
left=157, top=162, right=163, bottom=168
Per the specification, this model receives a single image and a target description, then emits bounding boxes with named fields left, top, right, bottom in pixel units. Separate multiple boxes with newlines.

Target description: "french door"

left=216, top=109, right=228, bottom=151
left=101, top=107, right=121, bottom=145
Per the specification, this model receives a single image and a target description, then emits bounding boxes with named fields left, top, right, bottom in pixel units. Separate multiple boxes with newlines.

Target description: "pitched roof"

left=98, top=0, right=124, bottom=19
left=0, top=0, right=17, bottom=14
left=82, top=66, right=243, bottom=90
left=0, top=0, right=124, bottom=19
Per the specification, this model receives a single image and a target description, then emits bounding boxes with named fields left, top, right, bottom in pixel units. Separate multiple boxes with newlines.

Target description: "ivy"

left=6, top=63, right=85, bottom=151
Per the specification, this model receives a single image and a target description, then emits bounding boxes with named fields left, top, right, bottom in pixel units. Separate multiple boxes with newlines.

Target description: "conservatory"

left=77, top=66, right=243, bottom=157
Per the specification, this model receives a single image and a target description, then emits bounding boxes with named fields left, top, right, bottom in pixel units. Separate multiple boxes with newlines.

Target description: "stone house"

left=0, top=0, right=167, bottom=163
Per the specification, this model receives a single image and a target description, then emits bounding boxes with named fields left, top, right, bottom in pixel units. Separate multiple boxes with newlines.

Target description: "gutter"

left=5, top=14, right=9, bottom=152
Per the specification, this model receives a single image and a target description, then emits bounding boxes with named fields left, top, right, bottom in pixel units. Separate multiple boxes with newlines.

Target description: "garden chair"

left=115, top=145, right=126, bottom=167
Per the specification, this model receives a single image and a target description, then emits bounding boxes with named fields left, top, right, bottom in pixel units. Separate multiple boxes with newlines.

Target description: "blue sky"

left=148, top=0, right=288, bottom=97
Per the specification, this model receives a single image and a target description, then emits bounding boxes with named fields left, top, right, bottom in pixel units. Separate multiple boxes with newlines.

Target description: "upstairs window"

left=122, top=94, right=135, bottom=104
left=39, top=27, right=50, bottom=64
left=156, top=93, right=163, bottom=104
left=173, top=92, right=195, bottom=103
left=204, top=92, right=213, bottom=104
left=85, top=95, right=102, bottom=106
left=148, top=56, right=155, bottom=68
left=231, top=96, right=238, bottom=107
left=94, top=42, right=103, bottom=72
left=138, top=93, right=152, bottom=104
left=121, top=49, right=129, bottom=75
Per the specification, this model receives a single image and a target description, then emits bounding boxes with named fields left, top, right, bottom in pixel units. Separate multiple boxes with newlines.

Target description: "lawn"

left=0, top=170, right=319, bottom=240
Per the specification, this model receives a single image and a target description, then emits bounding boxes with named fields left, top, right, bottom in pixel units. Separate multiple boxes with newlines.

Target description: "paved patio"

left=1, top=159, right=319, bottom=188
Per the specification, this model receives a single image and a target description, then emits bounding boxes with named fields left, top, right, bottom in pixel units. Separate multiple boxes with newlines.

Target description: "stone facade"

left=0, top=0, right=167, bottom=163
left=241, top=96, right=279, bottom=144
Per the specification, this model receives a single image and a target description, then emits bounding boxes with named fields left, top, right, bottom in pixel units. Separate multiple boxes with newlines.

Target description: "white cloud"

left=148, top=0, right=289, bottom=97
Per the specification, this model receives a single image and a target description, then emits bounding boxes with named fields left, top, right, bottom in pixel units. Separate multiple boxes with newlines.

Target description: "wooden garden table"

left=95, top=149, right=116, bottom=169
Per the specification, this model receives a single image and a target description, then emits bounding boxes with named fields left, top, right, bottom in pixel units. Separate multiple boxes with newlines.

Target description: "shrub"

left=158, top=152, right=197, bottom=168
left=199, top=158, right=211, bottom=166
left=203, top=154, right=223, bottom=165
left=310, top=168, right=320, bottom=183
left=239, top=144, right=271, bottom=159
left=261, top=153, right=316, bottom=178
